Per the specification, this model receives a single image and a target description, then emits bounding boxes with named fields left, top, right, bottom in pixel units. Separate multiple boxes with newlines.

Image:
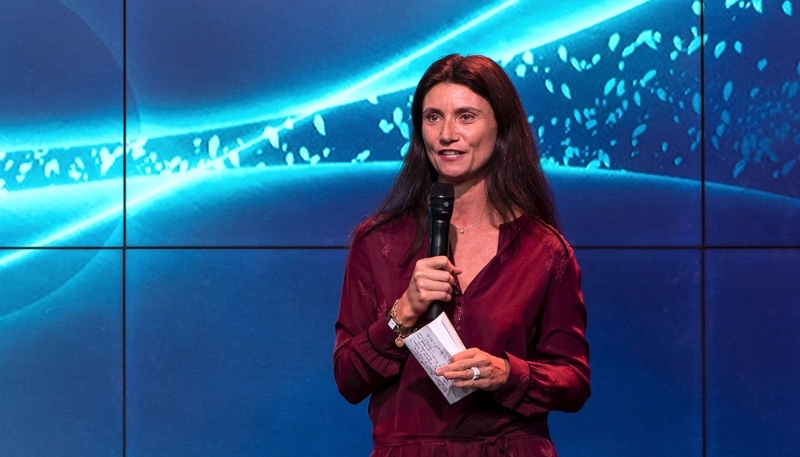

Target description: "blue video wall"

left=1, top=0, right=798, bottom=456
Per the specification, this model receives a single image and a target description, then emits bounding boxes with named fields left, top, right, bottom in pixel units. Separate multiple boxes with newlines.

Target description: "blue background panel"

left=703, top=1, right=800, bottom=246
left=0, top=249, right=122, bottom=457
left=706, top=249, right=800, bottom=456
left=125, top=249, right=372, bottom=456
left=550, top=249, right=702, bottom=456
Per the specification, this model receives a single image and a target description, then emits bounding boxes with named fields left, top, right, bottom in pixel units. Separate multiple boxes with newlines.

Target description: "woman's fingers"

left=407, top=257, right=459, bottom=306
left=434, top=349, right=510, bottom=391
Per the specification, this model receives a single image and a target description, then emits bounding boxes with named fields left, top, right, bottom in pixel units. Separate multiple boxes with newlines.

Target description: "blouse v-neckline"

left=451, top=215, right=528, bottom=296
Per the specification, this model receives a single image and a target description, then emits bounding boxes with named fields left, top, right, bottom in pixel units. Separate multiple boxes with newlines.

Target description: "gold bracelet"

left=386, top=299, right=416, bottom=347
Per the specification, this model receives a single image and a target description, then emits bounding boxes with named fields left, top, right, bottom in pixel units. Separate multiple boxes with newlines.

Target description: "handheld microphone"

left=427, top=182, right=454, bottom=319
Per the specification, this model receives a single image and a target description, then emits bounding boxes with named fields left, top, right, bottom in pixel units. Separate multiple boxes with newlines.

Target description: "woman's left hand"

left=434, top=348, right=510, bottom=391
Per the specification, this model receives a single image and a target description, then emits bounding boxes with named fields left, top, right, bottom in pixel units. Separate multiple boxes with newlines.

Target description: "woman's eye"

left=460, top=113, right=475, bottom=121
left=426, top=114, right=441, bottom=122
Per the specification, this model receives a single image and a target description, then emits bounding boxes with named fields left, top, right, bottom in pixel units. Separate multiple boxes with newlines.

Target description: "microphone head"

left=429, top=183, right=454, bottom=221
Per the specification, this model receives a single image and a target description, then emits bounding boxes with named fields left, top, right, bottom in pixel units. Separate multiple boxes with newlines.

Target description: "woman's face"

left=421, top=83, right=498, bottom=187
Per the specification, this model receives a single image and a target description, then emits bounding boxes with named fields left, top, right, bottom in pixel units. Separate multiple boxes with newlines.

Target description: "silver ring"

left=471, top=366, right=480, bottom=381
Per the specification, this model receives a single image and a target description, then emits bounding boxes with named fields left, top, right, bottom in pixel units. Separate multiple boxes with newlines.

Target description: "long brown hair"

left=362, top=54, right=559, bottom=265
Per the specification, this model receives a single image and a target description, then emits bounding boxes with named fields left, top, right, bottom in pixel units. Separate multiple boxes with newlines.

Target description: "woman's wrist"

left=394, top=294, right=419, bottom=328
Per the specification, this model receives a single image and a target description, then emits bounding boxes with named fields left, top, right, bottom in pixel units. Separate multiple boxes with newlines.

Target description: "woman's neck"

left=450, top=180, right=491, bottom=228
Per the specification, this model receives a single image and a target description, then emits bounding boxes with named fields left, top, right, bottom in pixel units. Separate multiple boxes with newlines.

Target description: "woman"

left=333, top=54, right=590, bottom=456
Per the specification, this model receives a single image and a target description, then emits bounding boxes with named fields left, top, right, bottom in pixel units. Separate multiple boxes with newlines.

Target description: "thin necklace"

left=457, top=212, right=486, bottom=234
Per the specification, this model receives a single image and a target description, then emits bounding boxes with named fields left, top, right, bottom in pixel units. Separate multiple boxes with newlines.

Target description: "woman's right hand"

left=395, top=256, right=461, bottom=327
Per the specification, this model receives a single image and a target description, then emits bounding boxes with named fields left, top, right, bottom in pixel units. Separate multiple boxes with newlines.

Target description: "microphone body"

left=427, top=183, right=454, bottom=320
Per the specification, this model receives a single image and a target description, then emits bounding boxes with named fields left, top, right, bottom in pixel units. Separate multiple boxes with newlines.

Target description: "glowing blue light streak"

left=0, top=135, right=265, bottom=269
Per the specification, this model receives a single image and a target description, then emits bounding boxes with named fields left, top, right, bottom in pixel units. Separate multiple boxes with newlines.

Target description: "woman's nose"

left=439, top=118, right=458, bottom=143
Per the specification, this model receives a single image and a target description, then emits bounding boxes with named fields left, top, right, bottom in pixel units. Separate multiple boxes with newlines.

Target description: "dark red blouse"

left=333, top=214, right=590, bottom=456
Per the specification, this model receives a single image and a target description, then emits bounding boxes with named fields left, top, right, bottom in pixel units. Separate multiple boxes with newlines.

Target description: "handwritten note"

left=403, top=313, right=475, bottom=404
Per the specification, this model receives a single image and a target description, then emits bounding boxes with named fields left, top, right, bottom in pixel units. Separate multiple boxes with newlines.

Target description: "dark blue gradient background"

left=1, top=0, right=799, bottom=456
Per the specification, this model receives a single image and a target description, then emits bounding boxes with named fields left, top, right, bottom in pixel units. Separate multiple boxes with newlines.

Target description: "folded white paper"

left=403, top=312, right=475, bottom=404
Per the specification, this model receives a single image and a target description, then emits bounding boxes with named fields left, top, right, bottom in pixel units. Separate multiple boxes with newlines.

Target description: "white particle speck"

left=299, top=147, right=310, bottom=161
left=379, top=119, right=394, bottom=134
left=523, top=51, right=534, bottom=65
left=100, top=146, right=123, bottom=175
left=557, top=45, right=568, bottom=62
left=757, top=59, right=768, bottom=71
left=608, top=33, right=621, bottom=52
left=353, top=150, right=370, bottom=163
left=622, top=43, right=636, bottom=58
left=44, top=159, right=60, bottom=178
left=399, top=122, right=410, bottom=139
left=714, top=41, right=726, bottom=58
left=263, top=126, right=280, bottom=149
left=515, top=64, right=527, bottom=78
left=228, top=150, right=240, bottom=168
left=687, top=35, right=701, bottom=55
left=19, top=162, right=32, bottom=175
left=604, top=78, right=617, bottom=96
left=545, top=79, right=554, bottom=93
left=784, top=1, right=793, bottom=15
left=208, top=135, right=220, bottom=159
left=313, top=115, right=326, bottom=136
left=561, top=83, right=572, bottom=100
left=641, top=69, right=657, bottom=86
left=128, top=138, right=148, bottom=160
left=636, top=30, right=657, bottom=50
left=285, top=153, right=294, bottom=166
left=393, top=108, right=403, bottom=126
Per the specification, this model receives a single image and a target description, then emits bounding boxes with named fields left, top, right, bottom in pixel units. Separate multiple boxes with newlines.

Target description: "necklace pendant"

left=459, top=228, right=466, bottom=234
left=395, top=336, right=405, bottom=347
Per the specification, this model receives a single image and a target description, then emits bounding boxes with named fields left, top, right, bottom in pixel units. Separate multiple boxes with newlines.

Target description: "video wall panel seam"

left=699, top=4, right=707, bottom=456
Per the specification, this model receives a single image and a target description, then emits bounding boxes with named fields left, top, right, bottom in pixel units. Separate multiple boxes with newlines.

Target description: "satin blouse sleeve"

left=492, top=247, right=591, bottom=416
left=332, top=232, right=411, bottom=405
